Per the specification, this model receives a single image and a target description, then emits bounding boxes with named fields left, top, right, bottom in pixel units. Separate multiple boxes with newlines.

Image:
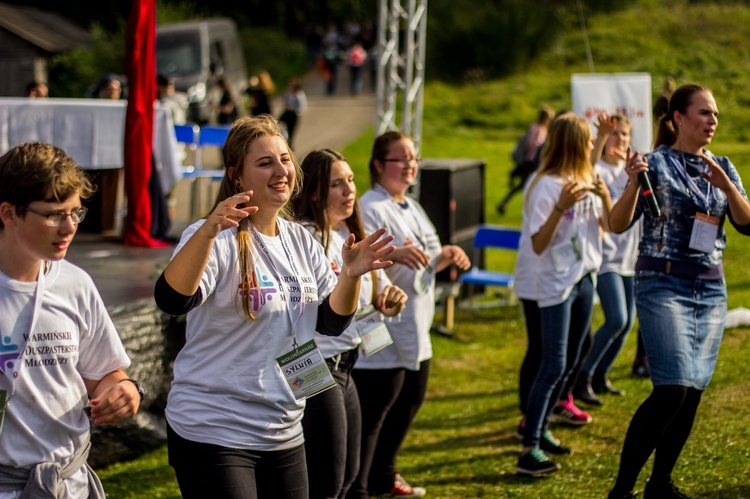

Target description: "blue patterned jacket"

left=633, top=145, right=749, bottom=267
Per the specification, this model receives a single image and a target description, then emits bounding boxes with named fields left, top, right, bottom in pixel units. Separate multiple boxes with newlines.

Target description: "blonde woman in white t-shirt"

left=515, top=113, right=612, bottom=476
left=154, top=116, right=395, bottom=499
left=292, top=148, right=407, bottom=499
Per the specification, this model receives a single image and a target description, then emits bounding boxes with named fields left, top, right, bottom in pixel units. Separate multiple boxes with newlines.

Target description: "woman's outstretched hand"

left=341, top=228, right=395, bottom=278
left=199, top=190, right=258, bottom=238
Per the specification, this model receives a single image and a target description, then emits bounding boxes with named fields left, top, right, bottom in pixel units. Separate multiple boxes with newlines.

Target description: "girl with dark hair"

left=154, top=116, right=395, bottom=498
left=293, top=148, right=407, bottom=499
left=608, top=85, right=750, bottom=498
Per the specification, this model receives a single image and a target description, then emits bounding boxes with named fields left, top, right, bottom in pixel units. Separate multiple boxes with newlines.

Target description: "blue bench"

left=459, top=225, right=522, bottom=309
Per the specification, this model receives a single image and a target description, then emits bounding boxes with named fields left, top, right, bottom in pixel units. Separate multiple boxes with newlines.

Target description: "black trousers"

left=302, top=348, right=361, bottom=499
left=348, top=360, right=431, bottom=498
left=167, top=424, right=308, bottom=499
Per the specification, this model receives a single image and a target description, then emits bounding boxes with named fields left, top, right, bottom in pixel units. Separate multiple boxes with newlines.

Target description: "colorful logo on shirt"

left=292, top=376, right=305, bottom=388
left=0, top=337, right=20, bottom=375
left=238, top=265, right=278, bottom=313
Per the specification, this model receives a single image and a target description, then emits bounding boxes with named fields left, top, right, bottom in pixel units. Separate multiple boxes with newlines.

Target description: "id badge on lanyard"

left=277, top=339, right=336, bottom=400
left=689, top=212, right=719, bottom=253
left=252, top=225, right=336, bottom=401
left=355, top=304, right=393, bottom=357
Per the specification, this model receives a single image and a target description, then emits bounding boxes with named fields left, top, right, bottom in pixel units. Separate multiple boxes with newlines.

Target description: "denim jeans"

left=636, top=271, right=726, bottom=389
left=523, top=274, right=595, bottom=448
left=582, top=273, right=635, bottom=378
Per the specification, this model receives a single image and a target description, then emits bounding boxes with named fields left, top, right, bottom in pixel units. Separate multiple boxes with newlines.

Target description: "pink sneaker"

left=551, top=394, right=592, bottom=426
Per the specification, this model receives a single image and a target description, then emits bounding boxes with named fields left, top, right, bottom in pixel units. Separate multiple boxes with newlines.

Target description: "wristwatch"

left=120, top=378, right=145, bottom=401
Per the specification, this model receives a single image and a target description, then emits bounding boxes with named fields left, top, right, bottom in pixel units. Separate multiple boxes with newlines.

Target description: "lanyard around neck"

left=669, top=151, right=713, bottom=215
left=251, top=222, right=305, bottom=350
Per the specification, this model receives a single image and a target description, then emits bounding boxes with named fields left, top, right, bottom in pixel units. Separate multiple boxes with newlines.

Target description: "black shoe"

left=515, top=448, right=560, bottom=476
left=644, top=479, right=690, bottom=498
left=592, top=371, right=625, bottom=395
left=539, top=430, right=572, bottom=455
left=631, top=355, right=651, bottom=378
left=572, top=377, right=603, bottom=406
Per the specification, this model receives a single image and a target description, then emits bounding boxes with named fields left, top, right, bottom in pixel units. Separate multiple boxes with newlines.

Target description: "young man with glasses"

left=0, top=142, right=142, bottom=498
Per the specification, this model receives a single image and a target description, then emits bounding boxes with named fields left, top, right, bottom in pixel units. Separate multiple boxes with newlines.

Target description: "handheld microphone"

left=637, top=171, right=661, bottom=218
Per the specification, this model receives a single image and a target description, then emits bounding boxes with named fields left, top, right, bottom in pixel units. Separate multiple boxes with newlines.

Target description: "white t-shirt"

left=303, top=223, right=393, bottom=359
left=525, top=175, right=603, bottom=308
left=356, top=185, right=442, bottom=370
left=0, top=260, right=130, bottom=499
left=165, top=218, right=339, bottom=451
left=513, top=172, right=540, bottom=301
left=595, top=159, right=641, bottom=276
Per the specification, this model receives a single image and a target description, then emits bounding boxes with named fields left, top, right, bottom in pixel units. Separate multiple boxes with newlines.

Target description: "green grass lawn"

left=98, top=2, right=750, bottom=497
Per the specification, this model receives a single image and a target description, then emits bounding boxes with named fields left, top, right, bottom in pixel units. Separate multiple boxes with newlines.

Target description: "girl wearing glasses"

left=349, top=131, right=470, bottom=498
left=154, top=116, right=395, bottom=498
left=293, top=148, right=408, bottom=499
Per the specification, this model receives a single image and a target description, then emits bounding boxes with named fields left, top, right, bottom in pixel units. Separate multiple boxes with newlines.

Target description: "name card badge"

left=277, top=339, right=335, bottom=400
left=551, top=236, right=581, bottom=272
left=355, top=305, right=393, bottom=357
left=413, top=265, right=434, bottom=295
left=689, top=212, right=719, bottom=253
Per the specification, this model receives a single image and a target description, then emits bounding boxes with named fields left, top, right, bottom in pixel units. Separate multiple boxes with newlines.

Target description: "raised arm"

left=701, top=152, right=750, bottom=226
left=532, top=181, right=588, bottom=254
left=164, top=191, right=256, bottom=294
left=329, top=228, right=395, bottom=315
left=610, top=149, right=645, bottom=233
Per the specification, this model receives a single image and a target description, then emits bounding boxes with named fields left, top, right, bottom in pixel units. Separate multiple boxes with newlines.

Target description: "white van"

left=157, top=19, right=247, bottom=124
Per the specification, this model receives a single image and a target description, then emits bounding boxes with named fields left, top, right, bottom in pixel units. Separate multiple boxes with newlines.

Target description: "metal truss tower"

left=375, top=0, right=427, bottom=153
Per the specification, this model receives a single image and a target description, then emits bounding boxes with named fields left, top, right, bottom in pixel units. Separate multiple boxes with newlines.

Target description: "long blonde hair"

left=527, top=113, right=593, bottom=197
left=211, top=115, right=303, bottom=320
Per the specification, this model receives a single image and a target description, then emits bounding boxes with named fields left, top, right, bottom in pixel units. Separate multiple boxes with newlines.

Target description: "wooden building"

left=0, top=2, right=90, bottom=96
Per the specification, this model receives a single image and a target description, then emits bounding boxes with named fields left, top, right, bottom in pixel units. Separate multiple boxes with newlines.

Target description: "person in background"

left=515, top=114, right=612, bottom=476
left=497, top=106, right=555, bottom=215
left=92, top=74, right=123, bottom=100
left=157, top=74, right=188, bottom=125
left=574, top=116, right=640, bottom=405
left=0, top=142, right=142, bottom=497
left=154, top=115, right=395, bottom=499
left=278, top=78, right=308, bottom=151
left=294, top=148, right=408, bottom=499
left=608, top=84, right=750, bottom=499
left=25, top=81, right=48, bottom=98
left=653, top=77, right=676, bottom=124
left=216, top=77, right=239, bottom=125
left=348, top=42, right=367, bottom=96
left=349, top=131, right=470, bottom=498
left=247, top=71, right=275, bottom=117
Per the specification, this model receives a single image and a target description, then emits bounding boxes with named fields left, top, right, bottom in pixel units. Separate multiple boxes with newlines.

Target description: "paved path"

left=275, top=70, right=376, bottom=157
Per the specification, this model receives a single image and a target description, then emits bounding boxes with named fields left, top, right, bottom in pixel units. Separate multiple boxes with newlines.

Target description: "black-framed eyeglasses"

left=25, top=206, right=88, bottom=227
left=382, top=157, right=422, bottom=168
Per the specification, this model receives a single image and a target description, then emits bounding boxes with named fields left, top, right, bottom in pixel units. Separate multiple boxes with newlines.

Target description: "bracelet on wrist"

left=554, top=205, right=564, bottom=213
